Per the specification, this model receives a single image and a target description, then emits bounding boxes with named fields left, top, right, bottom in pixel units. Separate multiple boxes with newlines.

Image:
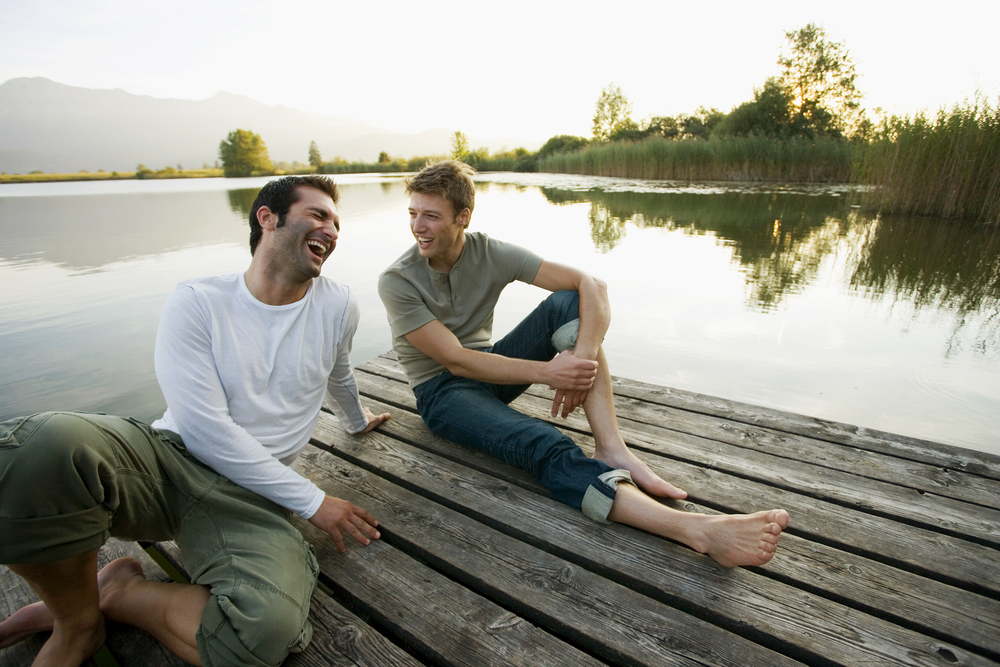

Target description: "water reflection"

left=542, top=187, right=851, bottom=311
left=0, top=191, right=248, bottom=270
left=540, top=186, right=1000, bottom=342
left=228, top=188, right=259, bottom=220
left=848, top=214, right=1000, bottom=359
left=1, top=175, right=997, bottom=455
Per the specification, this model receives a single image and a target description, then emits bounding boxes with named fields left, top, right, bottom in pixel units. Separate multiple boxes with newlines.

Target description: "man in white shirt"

left=0, top=175, right=389, bottom=667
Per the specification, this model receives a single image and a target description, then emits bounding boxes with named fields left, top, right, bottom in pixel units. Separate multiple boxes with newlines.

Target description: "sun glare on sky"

left=1, top=0, right=997, bottom=143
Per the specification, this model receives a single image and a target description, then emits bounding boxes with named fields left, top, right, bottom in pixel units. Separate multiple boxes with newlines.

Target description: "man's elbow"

left=582, top=274, right=609, bottom=300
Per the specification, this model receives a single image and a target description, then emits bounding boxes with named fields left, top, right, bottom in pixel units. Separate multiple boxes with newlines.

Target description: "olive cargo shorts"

left=0, top=411, right=319, bottom=667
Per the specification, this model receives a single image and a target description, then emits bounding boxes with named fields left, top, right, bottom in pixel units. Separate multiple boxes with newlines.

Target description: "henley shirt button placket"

left=449, top=273, right=462, bottom=317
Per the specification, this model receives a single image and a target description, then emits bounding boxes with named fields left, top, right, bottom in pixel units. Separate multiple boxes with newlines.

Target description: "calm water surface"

left=1, top=174, right=997, bottom=455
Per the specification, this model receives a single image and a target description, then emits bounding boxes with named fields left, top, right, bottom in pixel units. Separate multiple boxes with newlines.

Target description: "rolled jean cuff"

left=581, top=469, right=634, bottom=523
left=551, top=318, right=580, bottom=352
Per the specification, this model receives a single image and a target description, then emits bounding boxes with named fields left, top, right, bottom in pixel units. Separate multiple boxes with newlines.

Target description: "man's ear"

left=457, top=207, right=472, bottom=229
left=256, top=206, right=277, bottom=231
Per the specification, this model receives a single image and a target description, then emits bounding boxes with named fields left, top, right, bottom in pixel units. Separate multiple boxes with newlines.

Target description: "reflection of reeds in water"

left=538, top=135, right=854, bottom=183
left=849, top=212, right=1000, bottom=356
left=856, top=98, right=1000, bottom=222
left=849, top=214, right=1000, bottom=315
left=548, top=187, right=852, bottom=310
left=546, top=187, right=1000, bottom=342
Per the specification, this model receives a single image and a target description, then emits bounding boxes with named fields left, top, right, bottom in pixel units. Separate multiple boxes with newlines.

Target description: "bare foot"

left=0, top=557, right=146, bottom=650
left=0, top=600, right=54, bottom=648
left=0, top=585, right=106, bottom=667
left=94, top=557, right=147, bottom=614
left=691, top=509, right=790, bottom=568
left=31, top=609, right=105, bottom=667
left=594, top=446, right=688, bottom=500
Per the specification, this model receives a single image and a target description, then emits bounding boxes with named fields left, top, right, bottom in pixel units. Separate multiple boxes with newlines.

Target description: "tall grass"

left=537, top=135, right=854, bottom=183
left=856, top=97, right=1000, bottom=222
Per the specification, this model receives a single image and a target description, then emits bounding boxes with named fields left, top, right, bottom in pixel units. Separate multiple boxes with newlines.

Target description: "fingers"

left=551, top=391, right=565, bottom=418
left=340, top=512, right=380, bottom=548
left=551, top=389, right=588, bottom=418
left=361, top=408, right=391, bottom=433
left=310, top=496, right=381, bottom=553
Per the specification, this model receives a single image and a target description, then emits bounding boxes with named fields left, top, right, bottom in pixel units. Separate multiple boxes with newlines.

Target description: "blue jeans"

left=413, top=291, right=622, bottom=520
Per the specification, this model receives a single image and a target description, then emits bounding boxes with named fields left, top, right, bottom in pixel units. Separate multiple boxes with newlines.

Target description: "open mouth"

left=307, top=239, right=328, bottom=258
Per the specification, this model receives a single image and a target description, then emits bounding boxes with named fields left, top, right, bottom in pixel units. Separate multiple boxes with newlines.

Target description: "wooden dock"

left=3, top=351, right=999, bottom=666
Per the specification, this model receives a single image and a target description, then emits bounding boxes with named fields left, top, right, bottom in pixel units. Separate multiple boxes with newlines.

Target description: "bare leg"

left=608, top=484, right=790, bottom=567
left=97, top=557, right=209, bottom=665
left=3, top=550, right=105, bottom=667
left=2, top=556, right=209, bottom=666
left=583, top=347, right=687, bottom=500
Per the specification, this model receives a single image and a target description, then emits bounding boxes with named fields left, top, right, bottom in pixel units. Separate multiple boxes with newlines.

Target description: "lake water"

left=1, top=174, right=998, bottom=456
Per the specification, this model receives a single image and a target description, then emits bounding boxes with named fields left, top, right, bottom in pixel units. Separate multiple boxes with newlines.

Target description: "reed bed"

left=537, top=135, right=854, bottom=183
left=855, top=98, right=1000, bottom=222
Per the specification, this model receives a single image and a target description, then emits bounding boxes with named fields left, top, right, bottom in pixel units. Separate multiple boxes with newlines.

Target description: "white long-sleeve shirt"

left=151, top=272, right=367, bottom=519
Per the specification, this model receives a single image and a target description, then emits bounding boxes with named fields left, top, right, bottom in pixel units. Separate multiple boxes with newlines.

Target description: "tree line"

left=211, top=22, right=998, bottom=222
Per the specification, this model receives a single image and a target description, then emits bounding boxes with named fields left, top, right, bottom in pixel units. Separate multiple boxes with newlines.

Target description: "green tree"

left=592, top=83, right=633, bottom=141
left=218, top=129, right=274, bottom=177
left=714, top=78, right=797, bottom=138
left=679, top=107, right=725, bottom=140
left=778, top=23, right=863, bottom=137
left=377, top=151, right=391, bottom=163
left=450, top=131, right=470, bottom=160
left=538, top=135, right=589, bottom=158
left=643, top=116, right=681, bottom=140
left=308, top=141, right=323, bottom=168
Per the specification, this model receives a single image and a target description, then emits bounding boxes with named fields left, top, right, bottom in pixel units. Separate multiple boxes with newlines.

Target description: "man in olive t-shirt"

left=378, top=160, right=789, bottom=569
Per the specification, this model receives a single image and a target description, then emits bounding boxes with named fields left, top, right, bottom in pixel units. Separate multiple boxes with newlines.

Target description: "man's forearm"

left=573, top=275, right=611, bottom=360
left=445, top=346, right=549, bottom=385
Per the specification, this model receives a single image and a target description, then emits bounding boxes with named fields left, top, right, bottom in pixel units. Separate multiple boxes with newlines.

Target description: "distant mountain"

left=0, top=78, right=539, bottom=174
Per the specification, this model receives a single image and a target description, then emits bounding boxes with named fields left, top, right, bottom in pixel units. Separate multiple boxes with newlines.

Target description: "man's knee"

left=0, top=412, right=122, bottom=564
left=197, top=587, right=313, bottom=667
left=544, top=289, right=580, bottom=314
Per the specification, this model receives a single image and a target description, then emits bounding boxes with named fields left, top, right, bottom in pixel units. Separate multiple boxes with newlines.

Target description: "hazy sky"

left=3, top=0, right=997, bottom=143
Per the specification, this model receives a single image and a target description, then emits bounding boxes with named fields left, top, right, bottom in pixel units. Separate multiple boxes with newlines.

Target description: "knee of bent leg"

left=0, top=412, right=117, bottom=513
left=200, top=589, right=312, bottom=667
left=545, top=289, right=580, bottom=314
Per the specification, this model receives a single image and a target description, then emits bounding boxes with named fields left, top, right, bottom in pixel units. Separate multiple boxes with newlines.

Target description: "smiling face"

left=269, top=185, right=340, bottom=282
left=409, top=191, right=469, bottom=272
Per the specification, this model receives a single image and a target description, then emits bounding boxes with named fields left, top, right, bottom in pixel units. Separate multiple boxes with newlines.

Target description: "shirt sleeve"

left=378, top=269, right=437, bottom=339
left=326, top=290, right=369, bottom=434
left=485, top=236, right=544, bottom=285
left=154, top=286, right=326, bottom=519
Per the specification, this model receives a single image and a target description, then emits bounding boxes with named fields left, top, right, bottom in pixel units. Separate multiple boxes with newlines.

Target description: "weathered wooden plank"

left=525, top=384, right=1000, bottom=509
left=297, top=448, right=806, bottom=667
left=292, top=518, right=611, bottom=667
left=312, top=416, right=993, bottom=667
left=285, top=594, right=425, bottom=667
left=347, top=375, right=1000, bottom=597
left=606, top=373, right=1000, bottom=480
